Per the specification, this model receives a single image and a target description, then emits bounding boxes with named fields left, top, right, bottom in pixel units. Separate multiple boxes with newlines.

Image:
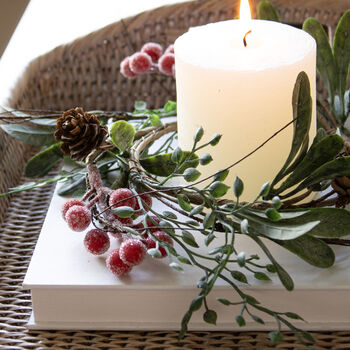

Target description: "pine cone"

left=54, top=107, right=108, bottom=161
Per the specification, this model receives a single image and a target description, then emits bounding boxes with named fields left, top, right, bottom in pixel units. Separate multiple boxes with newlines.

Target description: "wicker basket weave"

left=1, top=0, right=350, bottom=348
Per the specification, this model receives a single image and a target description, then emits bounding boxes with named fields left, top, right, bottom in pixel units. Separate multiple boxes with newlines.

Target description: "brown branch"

left=320, top=238, right=350, bottom=246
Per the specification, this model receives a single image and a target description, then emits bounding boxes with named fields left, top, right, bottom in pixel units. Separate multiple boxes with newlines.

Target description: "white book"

left=23, top=185, right=350, bottom=331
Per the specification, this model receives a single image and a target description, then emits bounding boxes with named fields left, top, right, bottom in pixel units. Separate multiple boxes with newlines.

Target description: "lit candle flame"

left=239, top=0, right=252, bottom=21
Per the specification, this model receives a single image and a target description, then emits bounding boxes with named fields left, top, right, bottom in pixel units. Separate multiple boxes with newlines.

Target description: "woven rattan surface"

left=1, top=0, right=350, bottom=348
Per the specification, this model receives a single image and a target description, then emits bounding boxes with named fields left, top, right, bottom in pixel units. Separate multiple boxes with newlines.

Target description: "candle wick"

left=243, top=30, right=252, bottom=47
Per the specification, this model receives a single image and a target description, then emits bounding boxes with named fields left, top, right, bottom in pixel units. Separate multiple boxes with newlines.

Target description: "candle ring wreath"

left=1, top=2, right=350, bottom=347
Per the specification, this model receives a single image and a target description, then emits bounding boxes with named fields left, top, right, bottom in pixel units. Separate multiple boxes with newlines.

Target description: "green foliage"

left=273, top=235, right=335, bottom=268
left=1, top=123, right=55, bottom=146
left=110, top=120, right=135, bottom=152
left=257, top=0, right=280, bottom=22
left=24, top=143, right=63, bottom=177
left=303, top=10, right=350, bottom=125
left=140, top=151, right=198, bottom=177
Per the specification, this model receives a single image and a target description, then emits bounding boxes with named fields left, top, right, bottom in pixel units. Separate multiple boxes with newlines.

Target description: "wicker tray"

left=1, top=0, right=350, bottom=348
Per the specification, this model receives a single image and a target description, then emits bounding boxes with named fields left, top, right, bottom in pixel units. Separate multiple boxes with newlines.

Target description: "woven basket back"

left=0, top=0, right=348, bottom=222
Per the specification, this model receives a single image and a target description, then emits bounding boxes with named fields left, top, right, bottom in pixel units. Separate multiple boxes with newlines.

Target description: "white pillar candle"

left=174, top=19, right=316, bottom=201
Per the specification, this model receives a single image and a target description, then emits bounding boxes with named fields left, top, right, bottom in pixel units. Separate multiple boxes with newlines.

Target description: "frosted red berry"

left=132, top=222, right=147, bottom=237
left=106, top=249, right=132, bottom=276
left=159, top=53, right=175, bottom=76
left=141, top=42, right=163, bottom=62
left=84, top=229, right=110, bottom=255
left=119, top=239, right=147, bottom=266
left=165, top=44, right=174, bottom=54
left=109, top=188, right=136, bottom=210
left=118, top=216, right=134, bottom=226
left=65, top=205, right=91, bottom=232
left=62, top=198, right=85, bottom=220
left=120, top=57, right=137, bottom=78
left=134, top=193, right=153, bottom=214
left=129, top=52, right=152, bottom=74
left=146, top=215, right=161, bottom=233
left=146, top=231, right=173, bottom=258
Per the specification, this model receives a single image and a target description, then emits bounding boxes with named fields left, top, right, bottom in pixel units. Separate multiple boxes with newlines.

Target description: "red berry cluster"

left=62, top=188, right=174, bottom=277
left=120, top=42, right=175, bottom=79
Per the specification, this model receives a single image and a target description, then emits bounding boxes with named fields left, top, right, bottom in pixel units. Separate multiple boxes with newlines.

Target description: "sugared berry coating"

left=62, top=198, right=85, bottom=220
left=141, top=42, right=163, bottom=62
left=132, top=222, right=147, bottom=237
left=146, top=215, right=161, bottom=233
left=159, top=53, right=175, bottom=76
left=146, top=230, right=173, bottom=258
left=109, top=188, right=136, bottom=210
left=134, top=193, right=153, bottom=214
left=65, top=205, right=91, bottom=232
left=117, top=216, right=134, bottom=226
left=84, top=229, right=110, bottom=255
left=129, top=52, right=152, bottom=74
left=119, top=239, right=147, bottom=266
left=120, top=57, right=137, bottom=78
left=106, top=249, right=132, bottom=276
left=165, top=44, right=174, bottom=54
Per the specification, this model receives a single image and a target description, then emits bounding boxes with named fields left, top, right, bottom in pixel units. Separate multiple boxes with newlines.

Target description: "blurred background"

left=0, top=0, right=28, bottom=57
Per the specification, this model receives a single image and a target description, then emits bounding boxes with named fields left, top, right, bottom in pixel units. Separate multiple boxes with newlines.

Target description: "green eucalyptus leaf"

left=217, top=298, right=231, bottom=306
left=281, top=156, right=350, bottom=198
left=251, top=314, right=265, bottom=324
left=333, top=10, right=350, bottom=101
left=203, top=309, right=217, bottom=325
left=257, top=0, right=280, bottom=22
left=249, top=234, right=294, bottom=291
left=57, top=174, right=86, bottom=196
left=273, top=235, right=335, bottom=268
left=194, top=126, right=204, bottom=143
left=235, top=315, right=245, bottom=327
left=285, top=312, right=304, bottom=321
left=147, top=248, right=162, bottom=258
left=134, top=101, right=147, bottom=110
left=190, top=205, right=204, bottom=216
left=303, top=18, right=338, bottom=103
left=269, top=331, right=283, bottom=344
left=183, top=167, right=201, bottom=182
left=112, top=206, right=134, bottom=218
left=265, top=208, right=282, bottom=222
left=237, top=252, right=246, bottom=267
left=182, top=230, right=199, bottom=248
left=110, top=120, right=135, bottom=152
left=169, top=262, right=183, bottom=272
left=177, top=194, right=192, bottom=212
left=163, top=100, right=177, bottom=112
left=231, top=270, right=248, bottom=284
left=189, top=296, right=203, bottom=312
left=149, top=113, right=162, bottom=126
left=209, top=133, right=222, bottom=146
left=272, top=196, right=282, bottom=209
left=199, top=153, right=213, bottom=166
left=233, top=176, right=244, bottom=198
left=240, top=219, right=249, bottom=234
left=274, top=134, right=344, bottom=194
left=254, top=271, right=271, bottom=281
left=214, top=169, right=229, bottom=182
left=171, top=147, right=184, bottom=163
left=178, top=255, right=192, bottom=265
left=203, top=212, right=216, bottom=229
left=0, top=123, right=55, bottom=146
left=205, top=233, right=215, bottom=246
left=140, top=151, right=198, bottom=177
left=286, top=207, right=350, bottom=238
left=209, top=181, right=230, bottom=198
left=271, top=71, right=312, bottom=188
left=24, top=143, right=63, bottom=177
left=236, top=210, right=319, bottom=240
